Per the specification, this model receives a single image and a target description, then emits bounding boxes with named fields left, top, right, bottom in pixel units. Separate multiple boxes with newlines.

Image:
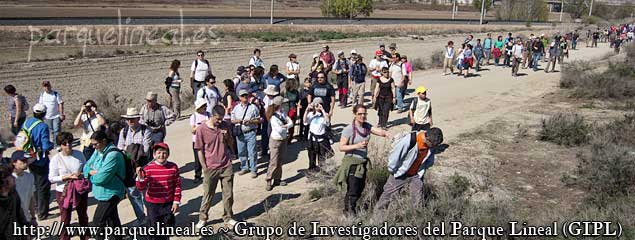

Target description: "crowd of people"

left=1, top=23, right=632, bottom=239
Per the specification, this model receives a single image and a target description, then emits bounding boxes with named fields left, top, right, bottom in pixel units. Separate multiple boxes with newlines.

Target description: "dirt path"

left=34, top=38, right=612, bottom=239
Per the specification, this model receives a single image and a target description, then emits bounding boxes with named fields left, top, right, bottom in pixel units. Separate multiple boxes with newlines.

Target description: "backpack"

left=390, top=131, right=419, bottom=157
left=202, top=86, right=222, bottom=103
left=103, top=148, right=136, bottom=188
left=15, top=119, right=43, bottom=157
left=194, top=60, right=215, bottom=79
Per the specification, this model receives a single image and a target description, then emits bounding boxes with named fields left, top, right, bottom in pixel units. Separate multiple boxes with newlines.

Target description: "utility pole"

left=480, top=0, right=485, bottom=24
left=452, top=0, right=456, bottom=20
left=588, top=0, right=593, bottom=17
left=270, top=0, right=274, bottom=24
left=350, top=0, right=353, bottom=20
left=560, top=0, right=564, bottom=22
left=249, top=0, right=252, bottom=18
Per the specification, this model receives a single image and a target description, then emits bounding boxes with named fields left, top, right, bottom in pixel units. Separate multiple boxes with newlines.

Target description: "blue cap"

left=11, top=151, right=30, bottom=161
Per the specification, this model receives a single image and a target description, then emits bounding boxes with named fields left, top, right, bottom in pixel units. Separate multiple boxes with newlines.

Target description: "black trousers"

left=412, top=123, right=431, bottom=132
left=146, top=202, right=175, bottom=240
left=298, top=103, right=309, bottom=139
left=307, top=137, right=329, bottom=170
left=82, top=145, right=95, bottom=160
left=93, top=196, right=122, bottom=240
left=337, top=75, right=349, bottom=106
left=376, top=96, right=393, bottom=128
left=344, top=164, right=367, bottom=214
left=193, top=143, right=202, bottom=179
left=28, top=164, right=51, bottom=219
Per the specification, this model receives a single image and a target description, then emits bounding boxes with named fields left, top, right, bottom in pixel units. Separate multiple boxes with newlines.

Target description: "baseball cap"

left=351, top=49, right=358, bottom=55
left=239, top=89, right=250, bottom=96
left=337, top=50, right=344, bottom=56
left=33, top=103, right=47, bottom=113
left=272, top=96, right=285, bottom=106
left=415, top=86, right=427, bottom=94
left=375, top=50, right=383, bottom=56
left=152, top=142, right=170, bottom=153
left=11, top=151, right=30, bottom=162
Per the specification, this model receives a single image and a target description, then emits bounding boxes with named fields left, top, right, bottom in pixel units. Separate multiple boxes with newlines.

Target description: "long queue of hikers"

left=1, top=23, right=630, bottom=239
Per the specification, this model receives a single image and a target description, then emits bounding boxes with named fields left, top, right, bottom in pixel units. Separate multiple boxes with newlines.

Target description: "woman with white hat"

left=265, top=96, right=293, bottom=191
left=189, top=99, right=209, bottom=182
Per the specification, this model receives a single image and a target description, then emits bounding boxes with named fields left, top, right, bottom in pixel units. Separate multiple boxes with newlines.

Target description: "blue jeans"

left=532, top=52, right=541, bottom=71
left=237, top=130, right=257, bottom=173
left=44, top=117, right=61, bottom=144
left=475, top=56, right=483, bottom=71
left=127, top=187, right=146, bottom=222
left=572, top=40, right=577, bottom=50
left=396, top=87, right=405, bottom=111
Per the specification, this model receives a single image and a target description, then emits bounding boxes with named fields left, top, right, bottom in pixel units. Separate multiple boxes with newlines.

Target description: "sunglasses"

left=197, top=54, right=204, bottom=57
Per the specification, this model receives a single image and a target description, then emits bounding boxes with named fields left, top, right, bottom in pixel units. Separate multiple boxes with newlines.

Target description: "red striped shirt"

left=136, top=161, right=182, bottom=204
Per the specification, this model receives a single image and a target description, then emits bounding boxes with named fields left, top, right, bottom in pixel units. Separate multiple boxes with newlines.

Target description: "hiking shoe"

left=266, top=184, right=273, bottom=191
left=278, top=181, right=288, bottom=186
left=238, top=170, right=249, bottom=176
left=195, top=220, right=206, bottom=230
left=251, top=172, right=258, bottom=178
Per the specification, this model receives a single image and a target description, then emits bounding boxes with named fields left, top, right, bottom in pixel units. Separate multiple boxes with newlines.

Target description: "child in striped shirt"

left=136, top=143, right=182, bottom=238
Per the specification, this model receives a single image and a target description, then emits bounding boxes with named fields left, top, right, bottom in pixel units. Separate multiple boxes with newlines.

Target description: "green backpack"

left=15, top=119, right=43, bottom=158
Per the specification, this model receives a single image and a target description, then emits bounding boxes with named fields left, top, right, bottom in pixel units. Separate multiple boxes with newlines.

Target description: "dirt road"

left=30, top=35, right=613, bottom=239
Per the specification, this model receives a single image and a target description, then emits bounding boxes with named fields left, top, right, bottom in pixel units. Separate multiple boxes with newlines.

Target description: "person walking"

left=442, top=41, right=455, bottom=75
left=493, top=36, right=505, bottom=66
left=4, top=85, right=28, bottom=136
left=545, top=38, right=561, bottom=73
left=559, top=36, right=569, bottom=63
left=84, top=130, right=126, bottom=240
left=23, top=103, right=53, bottom=221
left=11, top=151, right=37, bottom=228
left=374, top=128, right=444, bottom=210
left=195, top=105, right=238, bottom=230
left=511, top=39, right=524, bottom=77
left=190, top=50, right=213, bottom=96
left=38, top=81, right=65, bottom=144
left=49, top=132, right=90, bottom=240
left=320, top=45, right=335, bottom=74
left=303, top=98, right=333, bottom=173
left=232, top=90, right=261, bottom=178
left=532, top=36, right=545, bottom=71
left=503, top=41, right=513, bottom=67
left=140, top=92, right=176, bottom=146
left=401, top=55, right=413, bottom=87
left=249, top=48, right=265, bottom=68
left=389, top=53, right=407, bottom=112
left=286, top=53, right=300, bottom=82
left=196, top=76, right=222, bottom=116
left=455, top=44, right=465, bottom=75
left=369, top=51, right=389, bottom=99
left=522, top=35, right=534, bottom=69
left=166, top=60, right=182, bottom=118
left=483, top=33, right=493, bottom=65
left=265, top=96, right=293, bottom=191
left=349, top=55, right=367, bottom=106
left=73, top=100, right=106, bottom=159
left=462, top=44, right=474, bottom=78
left=408, top=86, right=433, bottom=131
left=473, top=39, right=484, bottom=72
left=136, top=143, right=182, bottom=240
left=333, top=51, right=351, bottom=108
left=189, top=99, right=209, bottom=183
left=333, top=105, right=391, bottom=215
left=372, top=67, right=395, bottom=129
left=117, top=107, right=151, bottom=225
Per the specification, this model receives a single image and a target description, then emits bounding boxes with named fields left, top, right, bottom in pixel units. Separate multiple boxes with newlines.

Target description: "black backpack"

left=103, top=148, right=136, bottom=188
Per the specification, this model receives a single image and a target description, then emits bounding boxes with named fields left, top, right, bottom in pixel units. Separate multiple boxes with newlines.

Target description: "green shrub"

left=560, top=60, right=594, bottom=89
left=320, top=0, right=374, bottom=18
left=448, top=173, right=471, bottom=198
left=539, top=113, right=589, bottom=146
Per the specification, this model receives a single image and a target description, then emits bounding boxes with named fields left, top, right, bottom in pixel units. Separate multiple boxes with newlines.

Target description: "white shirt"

left=445, top=47, right=455, bottom=59
left=249, top=56, right=264, bottom=68
left=190, top=59, right=211, bottom=82
left=196, top=86, right=220, bottom=114
left=38, top=90, right=63, bottom=119
left=286, top=61, right=300, bottom=79
left=49, top=150, right=86, bottom=192
left=369, top=59, right=388, bottom=78
left=304, top=111, right=329, bottom=136
left=512, top=44, right=524, bottom=58
left=389, top=62, right=407, bottom=86
left=270, top=111, right=292, bottom=141
left=13, top=172, right=35, bottom=220
left=80, top=113, right=102, bottom=140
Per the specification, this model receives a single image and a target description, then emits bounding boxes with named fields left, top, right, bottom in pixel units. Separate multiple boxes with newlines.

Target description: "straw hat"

left=194, top=98, right=207, bottom=110
left=121, top=108, right=142, bottom=119
left=264, top=85, right=279, bottom=96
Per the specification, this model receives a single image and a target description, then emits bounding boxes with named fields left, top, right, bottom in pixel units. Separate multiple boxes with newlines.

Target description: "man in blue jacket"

left=24, top=103, right=54, bottom=220
left=374, top=128, right=443, bottom=210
